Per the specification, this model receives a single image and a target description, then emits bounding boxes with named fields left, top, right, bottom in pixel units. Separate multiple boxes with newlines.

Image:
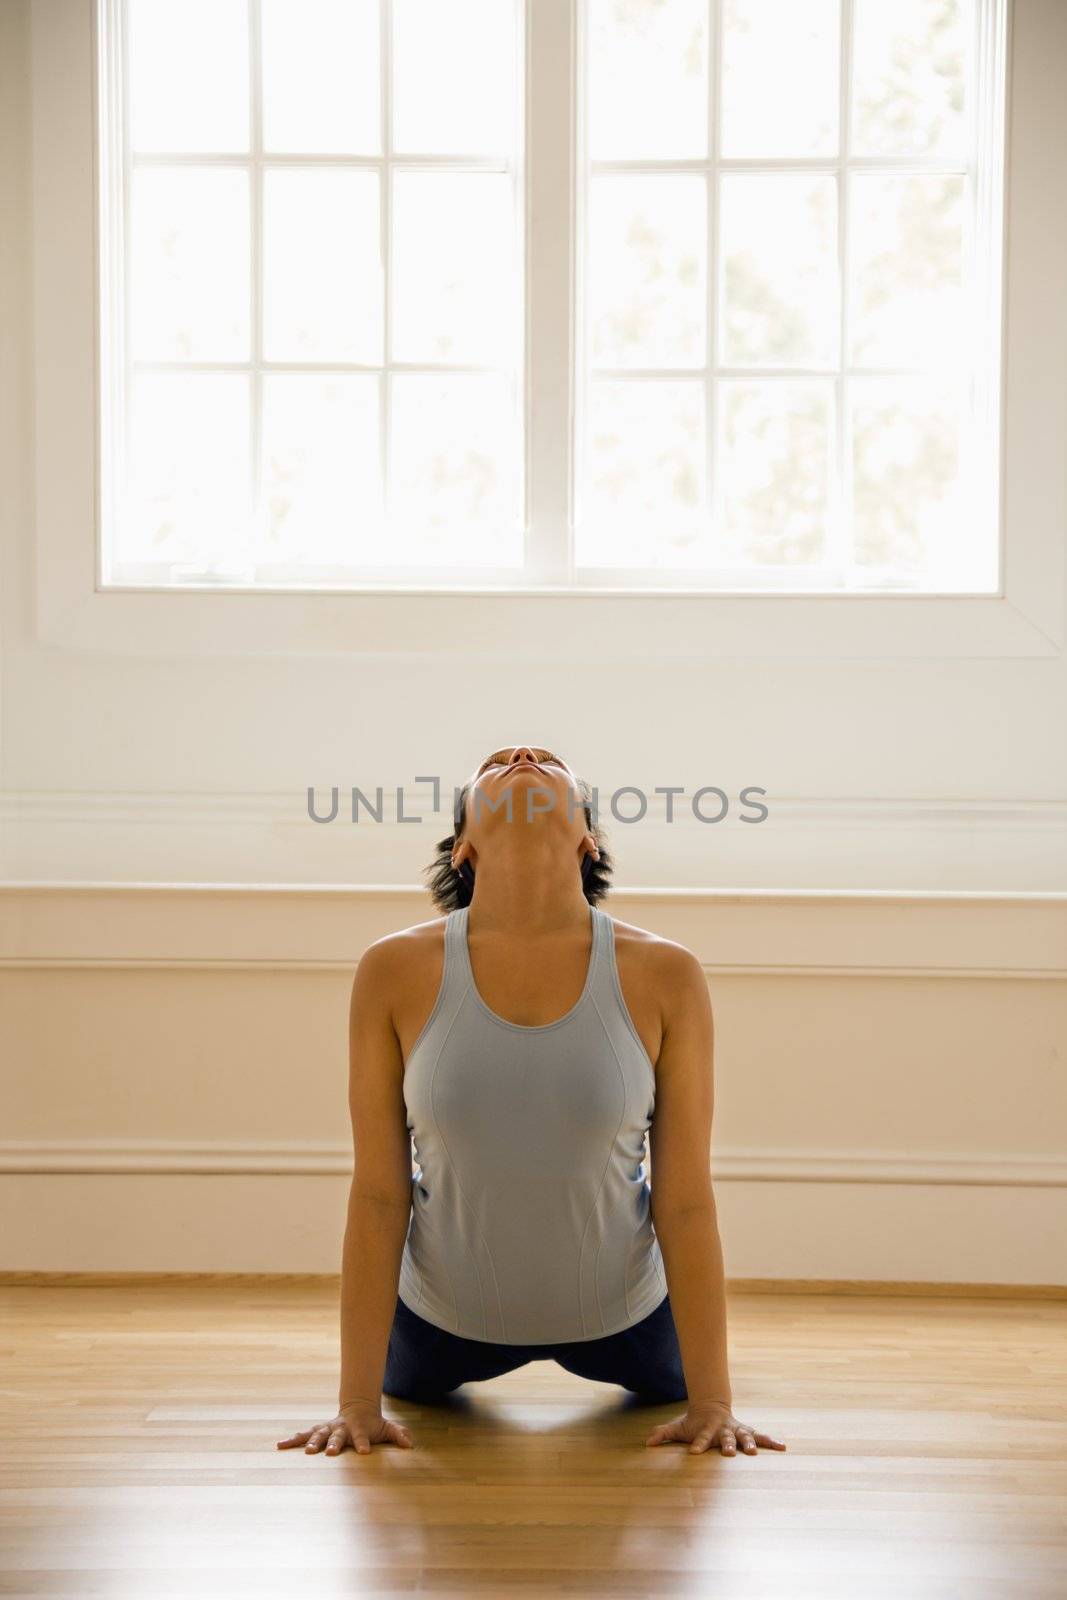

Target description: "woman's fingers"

left=647, top=1417, right=788, bottom=1454
left=277, top=1415, right=414, bottom=1456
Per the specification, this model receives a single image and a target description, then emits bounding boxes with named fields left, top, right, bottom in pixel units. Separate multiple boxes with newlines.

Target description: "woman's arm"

left=647, top=944, right=732, bottom=1409
left=336, top=940, right=415, bottom=1413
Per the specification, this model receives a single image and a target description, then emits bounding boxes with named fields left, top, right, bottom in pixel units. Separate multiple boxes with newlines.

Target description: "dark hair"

left=423, top=773, right=614, bottom=912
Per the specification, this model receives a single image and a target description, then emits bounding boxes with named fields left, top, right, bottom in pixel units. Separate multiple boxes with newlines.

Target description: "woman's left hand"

left=645, top=1402, right=787, bottom=1455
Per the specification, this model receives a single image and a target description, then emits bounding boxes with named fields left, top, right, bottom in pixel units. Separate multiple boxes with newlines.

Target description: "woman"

left=278, top=745, right=786, bottom=1459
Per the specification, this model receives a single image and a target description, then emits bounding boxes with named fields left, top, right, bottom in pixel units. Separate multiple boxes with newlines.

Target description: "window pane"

left=721, top=0, right=839, bottom=158
left=579, top=381, right=707, bottom=567
left=849, top=175, right=966, bottom=369
left=263, top=169, right=382, bottom=363
left=850, top=378, right=961, bottom=573
left=588, top=175, right=706, bottom=370
left=852, top=0, right=971, bottom=158
left=261, top=375, right=382, bottom=565
left=718, top=381, right=832, bottom=565
left=586, top=0, right=709, bottom=160
left=130, top=169, right=249, bottom=362
left=128, top=0, right=248, bottom=153
left=261, top=0, right=380, bottom=155
left=720, top=175, right=838, bottom=366
left=392, top=0, right=518, bottom=156
left=390, top=375, right=521, bottom=563
left=392, top=173, right=515, bottom=365
left=122, top=373, right=250, bottom=568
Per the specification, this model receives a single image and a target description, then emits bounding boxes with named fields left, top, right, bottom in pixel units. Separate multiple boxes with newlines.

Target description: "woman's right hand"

left=276, top=1404, right=414, bottom=1456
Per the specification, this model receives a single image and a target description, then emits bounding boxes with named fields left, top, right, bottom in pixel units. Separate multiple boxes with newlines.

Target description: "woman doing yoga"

left=278, top=744, right=787, bottom=1458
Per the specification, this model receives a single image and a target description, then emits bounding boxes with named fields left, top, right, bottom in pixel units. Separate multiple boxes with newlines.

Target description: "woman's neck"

left=465, top=843, right=591, bottom=935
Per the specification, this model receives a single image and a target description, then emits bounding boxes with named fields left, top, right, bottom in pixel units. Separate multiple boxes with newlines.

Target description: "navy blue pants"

left=382, top=1291, right=688, bottom=1404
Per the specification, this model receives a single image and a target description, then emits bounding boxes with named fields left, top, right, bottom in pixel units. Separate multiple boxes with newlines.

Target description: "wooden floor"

left=1, top=1282, right=1065, bottom=1600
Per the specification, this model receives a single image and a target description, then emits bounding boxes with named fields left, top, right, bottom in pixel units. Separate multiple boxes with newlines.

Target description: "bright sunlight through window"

left=576, top=0, right=1005, bottom=591
left=97, top=0, right=1006, bottom=593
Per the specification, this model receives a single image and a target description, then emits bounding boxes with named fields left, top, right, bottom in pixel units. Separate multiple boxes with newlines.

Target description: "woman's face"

left=461, top=745, right=589, bottom=854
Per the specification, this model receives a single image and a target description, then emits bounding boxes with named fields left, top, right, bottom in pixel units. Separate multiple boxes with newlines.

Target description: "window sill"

left=34, top=582, right=1061, bottom=660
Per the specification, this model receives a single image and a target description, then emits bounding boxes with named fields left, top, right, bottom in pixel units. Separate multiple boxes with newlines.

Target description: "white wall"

left=1, top=0, right=1066, bottom=892
left=3, top=885, right=1065, bottom=1283
left=1, top=0, right=1065, bottom=1283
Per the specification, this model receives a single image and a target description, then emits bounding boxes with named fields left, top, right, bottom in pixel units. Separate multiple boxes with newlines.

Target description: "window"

left=100, top=0, right=523, bottom=587
left=576, top=0, right=1004, bottom=591
left=97, top=0, right=1007, bottom=594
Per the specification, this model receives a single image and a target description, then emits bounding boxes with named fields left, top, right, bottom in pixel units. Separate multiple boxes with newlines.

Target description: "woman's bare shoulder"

left=606, top=912, right=698, bottom=962
left=606, top=914, right=704, bottom=988
left=347, top=918, right=445, bottom=1030
left=357, top=915, right=447, bottom=974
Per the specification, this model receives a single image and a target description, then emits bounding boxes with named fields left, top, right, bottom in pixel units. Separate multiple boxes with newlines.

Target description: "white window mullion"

left=526, top=0, right=574, bottom=583
left=96, top=0, right=132, bottom=588
left=972, top=0, right=1009, bottom=594
left=832, top=0, right=855, bottom=583
left=248, top=0, right=262, bottom=577
left=707, top=0, right=722, bottom=567
left=380, top=0, right=392, bottom=544
left=116, top=0, right=132, bottom=587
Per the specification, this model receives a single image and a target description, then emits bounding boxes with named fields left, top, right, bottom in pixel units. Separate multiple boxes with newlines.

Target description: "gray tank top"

left=398, top=901, right=667, bottom=1344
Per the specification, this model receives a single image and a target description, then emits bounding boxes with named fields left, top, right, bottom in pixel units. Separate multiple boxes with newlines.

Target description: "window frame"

left=28, top=0, right=1065, bottom=659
